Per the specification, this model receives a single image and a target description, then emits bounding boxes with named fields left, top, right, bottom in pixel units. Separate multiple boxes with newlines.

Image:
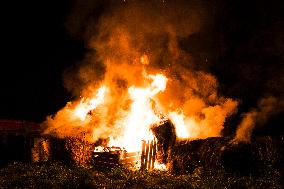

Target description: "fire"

left=74, top=86, right=107, bottom=121
left=109, top=73, right=167, bottom=152
left=49, top=65, right=169, bottom=153
left=168, top=111, right=201, bottom=139
left=45, top=53, right=237, bottom=146
left=41, top=0, right=242, bottom=169
left=168, top=111, right=190, bottom=138
left=140, top=53, right=149, bottom=65
left=154, top=162, right=167, bottom=171
left=44, top=52, right=238, bottom=169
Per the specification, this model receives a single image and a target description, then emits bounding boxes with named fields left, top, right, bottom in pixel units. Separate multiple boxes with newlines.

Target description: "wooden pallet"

left=141, top=139, right=157, bottom=170
left=92, top=139, right=158, bottom=170
left=92, top=148, right=140, bottom=169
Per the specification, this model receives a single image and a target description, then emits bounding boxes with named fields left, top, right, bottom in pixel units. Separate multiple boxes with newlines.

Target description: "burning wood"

left=92, top=139, right=159, bottom=170
left=92, top=146, right=140, bottom=170
left=43, top=50, right=238, bottom=165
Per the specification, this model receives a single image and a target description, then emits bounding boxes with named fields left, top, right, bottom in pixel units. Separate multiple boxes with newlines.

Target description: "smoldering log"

left=151, top=120, right=284, bottom=175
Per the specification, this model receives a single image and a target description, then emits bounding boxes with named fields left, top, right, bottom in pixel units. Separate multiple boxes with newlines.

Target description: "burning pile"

left=42, top=1, right=239, bottom=168
left=43, top=54, right=237, bottom=161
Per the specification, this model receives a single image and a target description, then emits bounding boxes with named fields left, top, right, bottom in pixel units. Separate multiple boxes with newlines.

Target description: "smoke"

left=43, top=0, right=239, bottom=142
left=232, top=96, right=284, bottom=143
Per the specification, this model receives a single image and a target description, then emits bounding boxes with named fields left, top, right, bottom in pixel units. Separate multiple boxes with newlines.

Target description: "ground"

left=0, top=161, right=282, bottom=189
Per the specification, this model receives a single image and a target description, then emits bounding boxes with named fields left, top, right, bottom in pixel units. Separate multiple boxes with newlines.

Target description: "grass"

left=0, top=162, right=282, bottom=189
left=0, top=162, right=88, bottom=189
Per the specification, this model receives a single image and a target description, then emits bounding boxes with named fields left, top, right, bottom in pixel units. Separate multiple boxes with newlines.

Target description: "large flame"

left=74, top=86, right=107, bottom=121
left=43, top=1, right=240, bottom=169
left=44, top=54, right=238, bottom=154
left=109, top=73, right=167, bottom=151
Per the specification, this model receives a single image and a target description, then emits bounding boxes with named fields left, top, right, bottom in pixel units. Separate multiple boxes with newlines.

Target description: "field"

left=0, top=161, right=282, bottom=189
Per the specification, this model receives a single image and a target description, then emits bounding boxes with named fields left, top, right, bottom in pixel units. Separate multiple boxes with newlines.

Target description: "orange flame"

left=109, top=73, right=167, bottom=152
left=74, top=86, right=107, bottom=121
left=44, top=53, right=238, bottom=156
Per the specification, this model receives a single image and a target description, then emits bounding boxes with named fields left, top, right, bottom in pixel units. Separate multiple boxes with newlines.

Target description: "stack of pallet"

left=92, top=147, right=140, bottom=169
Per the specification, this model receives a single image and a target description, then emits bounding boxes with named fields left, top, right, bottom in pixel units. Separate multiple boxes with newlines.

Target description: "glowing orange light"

left=74, top=86, right=107, bottom=121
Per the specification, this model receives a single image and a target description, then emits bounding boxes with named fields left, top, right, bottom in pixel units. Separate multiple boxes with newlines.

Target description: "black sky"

left=1, top=0, right=284, bottom=135
left=1, top=0, right=84, bottom=121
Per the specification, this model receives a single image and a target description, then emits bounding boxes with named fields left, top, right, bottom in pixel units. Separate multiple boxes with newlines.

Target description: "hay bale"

left=151, top=121, right=284, bottom=175
left=221, top=142, right=255, bottom=175
left=48, top=137, right=72, bottom=163
left=168, top=137, right=230, bottom=174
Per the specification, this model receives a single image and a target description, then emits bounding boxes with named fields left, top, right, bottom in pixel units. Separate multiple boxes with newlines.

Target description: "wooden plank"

left=94, top=161, right=119, bottom=167
left=121, top=156, right=140, bottom=162
left=141, top=140, right=146, bottom=170
left=121, top=159, right=140, bottom=164
left=93, top=152, right=120, bottom=158
left=151, top=139, right=157, bottom=169
left=125, top=152, right=139, bottom=157
left=94, top=158, right=119, bottom=164
left=145, top=141, right=150, bottom=170
left=148, top=140, right=153, bottom=170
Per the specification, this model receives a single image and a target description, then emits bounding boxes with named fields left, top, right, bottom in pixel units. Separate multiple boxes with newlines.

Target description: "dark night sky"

left=1, top=0, right=84, bottom=121
left=1, top=0, right=284, bottom=135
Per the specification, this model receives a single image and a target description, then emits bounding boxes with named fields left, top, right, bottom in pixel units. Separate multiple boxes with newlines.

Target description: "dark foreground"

left=0, top=162, right=282, bottom=189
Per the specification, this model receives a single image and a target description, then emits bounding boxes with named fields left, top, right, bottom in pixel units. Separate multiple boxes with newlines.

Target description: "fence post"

left=145, top=141, right=150, bottom=169
left=141, top=140, right=146, bottom=170
left=148, top=140, right=153, bottom=170
left=151, top=139, right=157, bottom=169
